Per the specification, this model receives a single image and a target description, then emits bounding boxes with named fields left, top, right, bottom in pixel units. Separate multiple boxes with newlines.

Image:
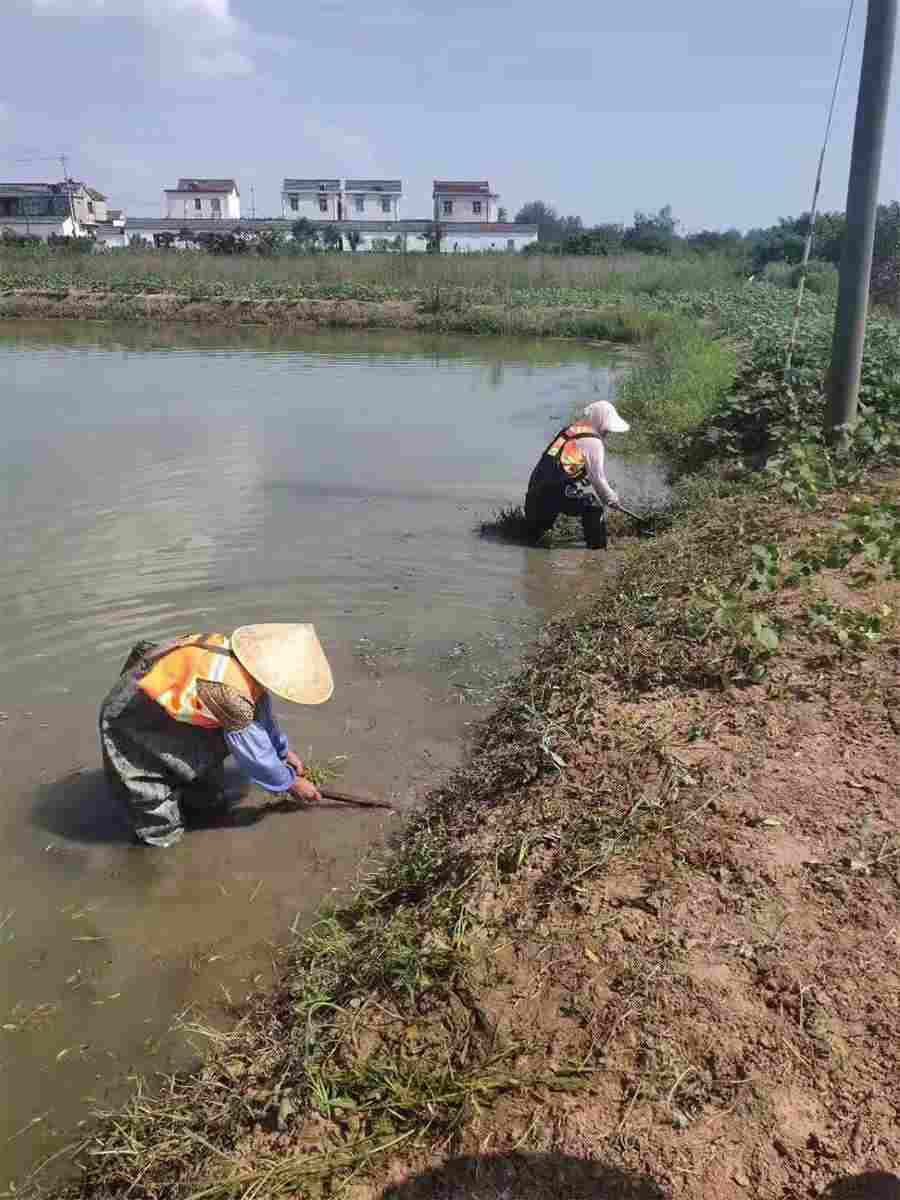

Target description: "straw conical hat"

left=231, top=624, right=334, bottom=705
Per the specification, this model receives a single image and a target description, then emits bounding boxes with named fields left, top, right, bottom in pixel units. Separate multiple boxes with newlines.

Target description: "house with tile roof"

left=281, top=179, right=342, bottom=221
left=433, top=181, right=499, bottom=223
left=342, top=180, right=402, bottom=221
left=0, top=181, right=100, bottom=239
left=163, top=178, right=240, bottom=220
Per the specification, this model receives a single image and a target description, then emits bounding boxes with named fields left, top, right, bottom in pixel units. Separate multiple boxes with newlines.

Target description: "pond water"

left=0, top=320, right=666, bottom=1184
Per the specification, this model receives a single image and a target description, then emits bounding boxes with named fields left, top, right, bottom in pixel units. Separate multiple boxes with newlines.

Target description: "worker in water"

left=99, top=624, right=333, bottom=847
left=524, top=399, right=630, bottom=549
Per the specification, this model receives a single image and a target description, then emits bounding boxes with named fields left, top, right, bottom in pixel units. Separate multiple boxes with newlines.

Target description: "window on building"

left=319, top=196, right=328, bottom=213
left=507, top=239, right=515, bottom=251
left=355, top=195, right=365, bottom=212
left=381, top=197, right=391, bottom=214
left=442, top=200, right=453, bottom=215
left=290, top=196, right=299, bottom=211
left=472, top=200, right=481, bottom=215
left=87, top=201, right=94, bottom=214
left=194, top=198, right=202, bottom=211
left=211, top=198, right=221, bottom=214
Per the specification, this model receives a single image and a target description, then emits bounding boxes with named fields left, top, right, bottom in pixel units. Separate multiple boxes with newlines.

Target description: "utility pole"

left=59, top=153, right=76, bottom=232
left=826, top=0, right=898, bottom=444
left=250, top=185, right=256, bottom=220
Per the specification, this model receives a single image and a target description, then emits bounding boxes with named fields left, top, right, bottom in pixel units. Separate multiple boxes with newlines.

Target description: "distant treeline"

left=514, top=200, right=900, bottom=276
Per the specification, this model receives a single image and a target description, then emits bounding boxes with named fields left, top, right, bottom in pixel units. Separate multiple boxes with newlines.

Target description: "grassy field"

left=14, top=278, right=900, bottom=1199
left=0, top=246, right=744, bottom=302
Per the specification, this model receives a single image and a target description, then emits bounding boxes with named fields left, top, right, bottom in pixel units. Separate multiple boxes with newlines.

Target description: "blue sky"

left=2, top=0, right=899, bottom=230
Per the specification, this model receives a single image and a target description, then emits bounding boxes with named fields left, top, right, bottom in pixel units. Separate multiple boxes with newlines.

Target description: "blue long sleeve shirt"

left=224, top=692, right=297, bottom=794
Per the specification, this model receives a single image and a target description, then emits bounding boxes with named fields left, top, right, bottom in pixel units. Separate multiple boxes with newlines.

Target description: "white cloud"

left=30, top=0, right=275, bottom=78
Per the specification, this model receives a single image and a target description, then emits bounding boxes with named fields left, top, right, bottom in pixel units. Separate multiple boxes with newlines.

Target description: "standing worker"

left=99, top=624, right=333, bottom=847
left=524, top=400, right=630, bottom=549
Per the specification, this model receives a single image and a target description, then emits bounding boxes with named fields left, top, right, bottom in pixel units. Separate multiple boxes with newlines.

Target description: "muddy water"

left=0, top=321, right=666, bottom=1183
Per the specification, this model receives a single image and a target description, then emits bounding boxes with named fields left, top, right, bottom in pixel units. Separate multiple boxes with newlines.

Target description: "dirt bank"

left=0, top=287, right=666, bottom=344
left=27, top=466, right=898, bottom=1200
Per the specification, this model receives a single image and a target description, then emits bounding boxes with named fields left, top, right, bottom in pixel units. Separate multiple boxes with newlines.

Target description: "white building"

left=90, top=215, right=538, bottom=254
left=0, top=181, right=96, bottom=240
left=342, top=180, right=402, bottom=220
left=0, top=214, right=78, bottom=241
left=439, top=224, right=536, bottom=253
left=281, top=178, right=402, bottom=222
left=433, top=180, right=498, bottom=223
left=281, top=179, right=341, bottom=220
left=74, top=186, right=109, bottom=225
left=163, top=178, right=240, bottom=220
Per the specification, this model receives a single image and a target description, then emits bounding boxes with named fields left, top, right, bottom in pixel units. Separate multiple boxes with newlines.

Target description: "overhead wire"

left=785, top=0, right=858, bottom=375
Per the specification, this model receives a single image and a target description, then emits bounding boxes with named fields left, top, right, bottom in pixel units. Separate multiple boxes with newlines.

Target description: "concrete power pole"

left=826, top=0, right=898, bottom=444
left=59, top=153, right=76, bottom=231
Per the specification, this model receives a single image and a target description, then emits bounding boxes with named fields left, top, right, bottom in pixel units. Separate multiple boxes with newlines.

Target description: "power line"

left=785, top=0, right=858, bottom=374
left=0, top=152, right=72, bottom=167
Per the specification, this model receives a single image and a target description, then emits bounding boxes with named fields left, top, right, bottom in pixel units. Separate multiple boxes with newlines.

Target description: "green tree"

left=418, top=222, right=445, bottom=253
left=515, top=200, right=558, bottom=241
left=255, top=228, right=285, bottom=256
left=874, top=201, right=900, bottom=263
left=514, top=201, right=582, bottom=244
left=291, top=218, right=320, bottom=251
left=346, top=230, right=362, bottom=252
left=686, top=228, right=744, bottom=256
left=623, top=205, right=679, bottom=255
left=321, top=224, right=343, bottom=251
left=562, top=224, right=624, bottom=255
left=744, top=223, right=806, bottom=272
left=497, top=206, right=508, bottom=222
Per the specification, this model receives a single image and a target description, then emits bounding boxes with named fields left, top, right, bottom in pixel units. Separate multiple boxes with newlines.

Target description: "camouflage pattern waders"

left=99, top=641, right=230, bottom=847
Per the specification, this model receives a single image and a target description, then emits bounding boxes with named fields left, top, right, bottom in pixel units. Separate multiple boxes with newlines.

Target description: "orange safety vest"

left=544, top=421, right=601, bottom=480
left=137, top=633, right=264, bottom=729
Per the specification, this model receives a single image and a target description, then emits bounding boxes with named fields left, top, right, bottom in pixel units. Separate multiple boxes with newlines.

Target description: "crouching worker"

left=524, top=400, right=630, bottom=548
left=99, top=624, right=334, bottom=847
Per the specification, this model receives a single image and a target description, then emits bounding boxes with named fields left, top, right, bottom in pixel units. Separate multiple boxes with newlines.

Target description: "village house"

left=281, top=179, right=341, bottom=220
left=93, top=207, right=130, bottom=249
left=72, top=185, right=109, bottom=225
left=280, top=179, right=402, bottom=222
left=91, top=171, right=536, bottom=253
left=0, top=181, right=102, bottom=240
left=163, top=178, right=240, bottom=220
left=433, top=180, right=498, bottom=223
left=342, top=180, right=402, bottom=220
